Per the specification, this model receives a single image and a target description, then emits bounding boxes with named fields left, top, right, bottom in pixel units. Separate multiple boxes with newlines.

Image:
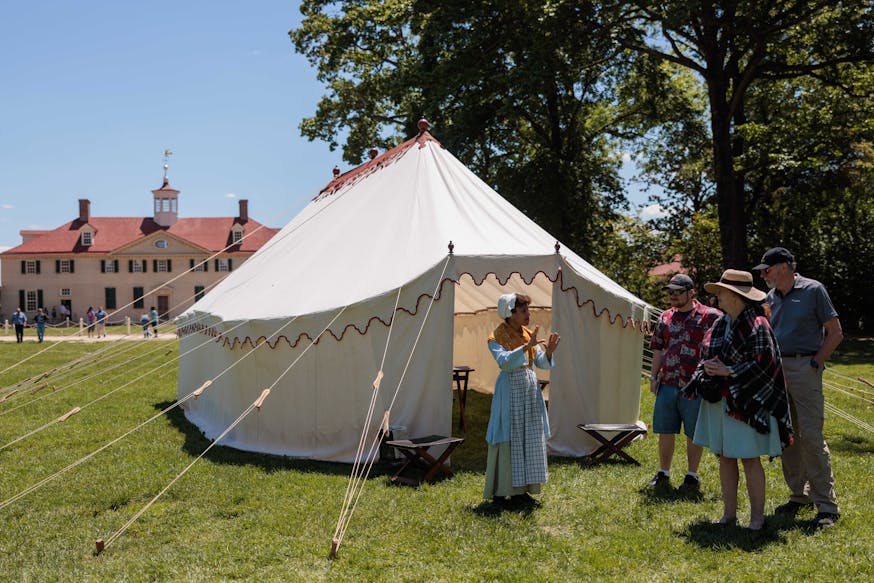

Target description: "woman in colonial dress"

left=484, top=293, right=560, bottom=505
left=683, top=270, right=793, bottom=530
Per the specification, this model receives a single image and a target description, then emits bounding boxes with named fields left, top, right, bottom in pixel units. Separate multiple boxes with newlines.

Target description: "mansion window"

left=194, top=285, right=205, bottom=301
left=232, top=230, right=243, bottom=244
left=154, top=259, right=171, bottom=273
left=130, top=260, right=145, bottom=273
left=25, top=260, right=38, bottom=274
left=81, top=232, right=93, bottom=246
left=60, top=288, right=71, bottom=298
left=26, top=290, right=38, bottom=311
left=101, top=260, right=119, bottom=273
left=215, top=258, right=232, bottom=272
left=133, top=287, right=145, bottom=309
left=191, top=259, right=207, bottom=272
left=155, top=239, right=168, bottom=249
left=54, top=259, right=75, bottom=274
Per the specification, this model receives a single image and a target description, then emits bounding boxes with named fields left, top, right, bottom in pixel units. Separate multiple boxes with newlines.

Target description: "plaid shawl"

left=683, top=304, right=794, bottom=449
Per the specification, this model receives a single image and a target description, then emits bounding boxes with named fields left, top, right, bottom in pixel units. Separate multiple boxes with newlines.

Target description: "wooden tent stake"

left=329, top=537, right=340, bottom=559
left=192, top=380, right=212, bottom=398
left=95, top=539, right=105, bottom=554
left=57, top=407, right=81, bottom=422
left=254, top=388, right=270, bottom=409
left=30, top=383, right=49, bottom=395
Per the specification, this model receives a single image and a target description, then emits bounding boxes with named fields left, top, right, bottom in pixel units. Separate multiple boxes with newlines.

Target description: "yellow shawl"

left=489, top=321, right=535, bottom=367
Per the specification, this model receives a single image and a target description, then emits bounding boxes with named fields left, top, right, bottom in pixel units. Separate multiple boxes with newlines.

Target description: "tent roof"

left=188, top=131, right=646, bottom=324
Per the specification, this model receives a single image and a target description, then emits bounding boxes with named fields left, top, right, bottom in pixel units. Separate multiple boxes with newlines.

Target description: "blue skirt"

left=693, top=398, right=782, bottom=458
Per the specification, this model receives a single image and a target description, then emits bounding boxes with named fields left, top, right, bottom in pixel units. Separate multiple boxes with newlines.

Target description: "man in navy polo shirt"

left=755, top=247, right=843, bottom=528
left=648, top=274, right=721, bottom=491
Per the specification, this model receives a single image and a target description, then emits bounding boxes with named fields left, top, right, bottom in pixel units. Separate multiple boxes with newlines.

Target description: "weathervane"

left=162, top=149, right=173, bottom=179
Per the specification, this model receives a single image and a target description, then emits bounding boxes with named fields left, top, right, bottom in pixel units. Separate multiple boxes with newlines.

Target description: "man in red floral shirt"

left=648, top=274, right=721, bottom=491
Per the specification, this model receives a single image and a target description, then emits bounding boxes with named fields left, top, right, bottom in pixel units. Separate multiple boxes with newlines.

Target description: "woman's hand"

left=525, top=325, right=541, bottom=350
left=702, top=356, right=731, bottom=377
left=544, top=332, right=560, bottom=359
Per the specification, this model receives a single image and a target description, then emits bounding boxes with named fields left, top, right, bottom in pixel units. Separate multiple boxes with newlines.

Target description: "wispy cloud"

left=224, top=193, right=237, bottom=199
left=248, top=50, right=262, bottom=57
left=639, top=204, right=668, bottom=221
left=1, top=204, right=14, bottom=209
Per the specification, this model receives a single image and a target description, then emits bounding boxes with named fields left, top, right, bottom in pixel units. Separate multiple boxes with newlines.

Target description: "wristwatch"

left=809, top=358, right=820, bottom=370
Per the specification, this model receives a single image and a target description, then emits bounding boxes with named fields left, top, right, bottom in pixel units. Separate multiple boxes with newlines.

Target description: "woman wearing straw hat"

left=682, top=269, right=793, bottom=530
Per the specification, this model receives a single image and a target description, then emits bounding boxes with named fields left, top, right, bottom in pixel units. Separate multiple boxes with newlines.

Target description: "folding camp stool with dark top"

left=577, top=423, right=647, bottom=465
left=384, top=435, right=464, bottom=486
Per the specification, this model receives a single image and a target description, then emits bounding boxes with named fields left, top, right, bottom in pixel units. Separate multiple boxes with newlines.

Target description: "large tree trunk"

left=708, top=79, right=748, bottom=269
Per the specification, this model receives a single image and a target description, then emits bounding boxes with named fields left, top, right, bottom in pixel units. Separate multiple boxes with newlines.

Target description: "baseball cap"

left=753, top=247, right=795, bottom=271
left=663, top=273, right=694, bottom=290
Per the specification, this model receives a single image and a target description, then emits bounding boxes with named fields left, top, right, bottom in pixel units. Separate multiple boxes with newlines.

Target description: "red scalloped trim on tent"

left=176, top=268, right=651, bottom=350
left=556, top=268, right=653, bottom=333
left=314, top=132, right=443, bottom=201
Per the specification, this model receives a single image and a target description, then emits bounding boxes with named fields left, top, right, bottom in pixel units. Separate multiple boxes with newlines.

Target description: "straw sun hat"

left=704, top=269, right=766, bottom=302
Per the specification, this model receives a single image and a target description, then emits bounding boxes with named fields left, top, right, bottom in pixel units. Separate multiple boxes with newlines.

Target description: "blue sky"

left=0, top=1, right=658, bottom=251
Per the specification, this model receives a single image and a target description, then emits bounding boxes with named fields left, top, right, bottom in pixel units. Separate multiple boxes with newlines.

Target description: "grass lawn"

left=0, top=339, right=872, bottom=581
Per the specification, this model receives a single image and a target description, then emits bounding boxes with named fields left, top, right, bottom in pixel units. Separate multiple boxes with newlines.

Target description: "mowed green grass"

left=0, top=339, right=872, bottom=581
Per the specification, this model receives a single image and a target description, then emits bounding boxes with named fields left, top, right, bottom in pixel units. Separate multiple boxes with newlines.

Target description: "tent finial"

left=554, top=242, right=561, bottom=253
left=417, top=118, right=430, bottom=133
left=332, top=165, right=340, bottom=178
left=448, top=240, right=454, bottom=255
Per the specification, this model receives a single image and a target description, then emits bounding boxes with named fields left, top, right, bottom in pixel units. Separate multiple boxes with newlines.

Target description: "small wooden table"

left=384, top=435, right=465, bottom=486
left=452, top=366, right=475, bottom=432
left=577, top=423, right=647, bottom=466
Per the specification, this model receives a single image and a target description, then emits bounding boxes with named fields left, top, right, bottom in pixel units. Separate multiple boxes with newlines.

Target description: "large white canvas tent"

left=177, top=127, right=651, bottom=462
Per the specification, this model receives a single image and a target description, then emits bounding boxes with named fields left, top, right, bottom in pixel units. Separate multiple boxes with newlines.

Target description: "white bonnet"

left=497, top=293, right=517, bottom=319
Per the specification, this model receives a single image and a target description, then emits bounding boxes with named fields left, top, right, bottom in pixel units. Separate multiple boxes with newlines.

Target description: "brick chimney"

left=238, top=199, right=249, bottom=223
left=78, top=199, right=91, bottom=223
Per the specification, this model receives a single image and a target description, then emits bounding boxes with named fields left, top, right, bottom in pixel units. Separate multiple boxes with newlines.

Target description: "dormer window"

left=155, top=239, right=168, bottom=249
left=81, top=232, right=93, bottom=246
left=232, top=230, right=243, bottom=244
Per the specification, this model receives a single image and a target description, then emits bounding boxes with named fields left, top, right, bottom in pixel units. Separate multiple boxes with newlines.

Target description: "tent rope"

left=0, top=315, right=251, bottom=452
left=97, top=306, right=348, bottom=554
left=0, top=310, right=219, bottom=419
left=331, top=254, right=451, bottom=559
left=825, top=401, right=874, bottom=434
left=332, top=286, right=403, bottom=556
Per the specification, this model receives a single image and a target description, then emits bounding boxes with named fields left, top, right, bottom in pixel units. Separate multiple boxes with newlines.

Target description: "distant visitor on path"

left=140, top=313, right=151, bottom=338
left=35, top=308, right=48, bottom=343
left=95, top=306, right=108, bottom=338
left=755, top=246, right=843, bottom=529
left=683, top=270, right=793, bottom=531
left=150, top=306, right=159, bottom=338
left=483, top=293, right=560, bottom=507
left=85, top=307, right=96, bottom=339
left=12, top=307, right=27, bottom=343
left=648, top=273, right=721, bottom=493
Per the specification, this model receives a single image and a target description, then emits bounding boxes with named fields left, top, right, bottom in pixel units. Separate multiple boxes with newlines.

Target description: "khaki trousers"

left=780, top=357, right=839, bottom=514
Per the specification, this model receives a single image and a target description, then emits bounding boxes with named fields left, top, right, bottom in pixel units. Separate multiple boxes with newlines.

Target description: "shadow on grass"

left=829, top=433, right=874, bottom=454
left=828, top=336, right=874, bottom=366
left=639, top=483, right=712, bottom=505
left=154, top=400, right=394, bottom=479
left=468, top=496, right=541, bottom=519
left=680, top=513, right=811, bottom=551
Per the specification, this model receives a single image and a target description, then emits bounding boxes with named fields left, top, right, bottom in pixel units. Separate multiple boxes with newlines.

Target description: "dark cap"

left=753, top=247, right=795, bottom=271
left=663, top=273, right=694, bottom=290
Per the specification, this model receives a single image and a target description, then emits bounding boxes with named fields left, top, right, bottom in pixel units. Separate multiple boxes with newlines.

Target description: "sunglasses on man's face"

left=667, top=289, right=689, bottom=296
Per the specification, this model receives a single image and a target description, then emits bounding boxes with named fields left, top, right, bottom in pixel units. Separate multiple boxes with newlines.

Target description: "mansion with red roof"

left=1, top=176, right=279, bottom=323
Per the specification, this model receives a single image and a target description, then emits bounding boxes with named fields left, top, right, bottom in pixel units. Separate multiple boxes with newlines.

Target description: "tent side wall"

left=546, top=264, right=646, bottom=457
left=177, top=286, right=456, bottom=462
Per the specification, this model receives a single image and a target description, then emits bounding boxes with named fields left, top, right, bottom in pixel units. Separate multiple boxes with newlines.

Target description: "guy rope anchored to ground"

left=330, top=252, right=451, bottom=560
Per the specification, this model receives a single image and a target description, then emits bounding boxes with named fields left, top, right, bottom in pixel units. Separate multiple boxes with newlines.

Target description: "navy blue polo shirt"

left=767, top=274, right=838, bottom=354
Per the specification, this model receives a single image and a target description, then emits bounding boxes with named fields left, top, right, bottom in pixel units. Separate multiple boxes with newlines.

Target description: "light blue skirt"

left=693, top=398, right=782, bottom=458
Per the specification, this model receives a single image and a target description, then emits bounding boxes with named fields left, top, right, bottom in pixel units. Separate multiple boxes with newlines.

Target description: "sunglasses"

left=667, top=289, right=689, bottom=296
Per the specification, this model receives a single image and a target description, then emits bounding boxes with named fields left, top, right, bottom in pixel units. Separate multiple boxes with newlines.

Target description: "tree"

left=290, top=1, right=673, bottom=256
left=616, top=1, right=874, bottom=268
